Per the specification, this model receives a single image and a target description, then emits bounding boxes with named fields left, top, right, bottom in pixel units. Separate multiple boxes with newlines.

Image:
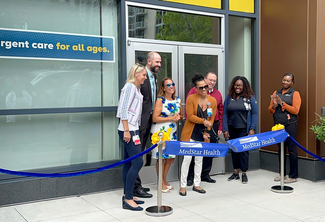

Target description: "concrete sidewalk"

left=1, top=169, right=325, bottom=222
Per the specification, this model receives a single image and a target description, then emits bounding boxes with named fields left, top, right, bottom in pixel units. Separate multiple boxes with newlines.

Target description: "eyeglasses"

left=198, top=85, right=209, bottom=90
left=166, top=83, right=175, bottom=87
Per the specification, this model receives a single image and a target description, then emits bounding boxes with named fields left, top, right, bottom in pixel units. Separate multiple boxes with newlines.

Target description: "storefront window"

left=128, top=6, right=221, bottom=45
left=0, top=0, right=120, bottom=171
left=228, top=16, right=252, bottom=83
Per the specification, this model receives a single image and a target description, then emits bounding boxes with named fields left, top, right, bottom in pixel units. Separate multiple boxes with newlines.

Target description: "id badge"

left=133, top=135, right=141, bottom=145
left=207, top=108, right=213, bottom=117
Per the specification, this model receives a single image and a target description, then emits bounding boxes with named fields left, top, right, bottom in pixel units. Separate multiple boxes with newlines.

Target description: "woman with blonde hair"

left=116, top=63, right=147, bottom=211
left=151, top=77, right=182, bottom=193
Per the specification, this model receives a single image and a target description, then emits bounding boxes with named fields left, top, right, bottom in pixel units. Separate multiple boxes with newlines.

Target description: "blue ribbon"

left=289, top=136, right=325, bottom=162
left=164, top=130, right=289, bottom=157
left=165, top=141, right=229, bottom=157
left=0, top=143, right=157, bottom=177
left=227, top=129, right=289, bottom=152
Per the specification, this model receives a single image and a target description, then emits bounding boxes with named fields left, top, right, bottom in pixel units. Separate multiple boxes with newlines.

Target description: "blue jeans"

left=118, top=130, right=143, bottom=199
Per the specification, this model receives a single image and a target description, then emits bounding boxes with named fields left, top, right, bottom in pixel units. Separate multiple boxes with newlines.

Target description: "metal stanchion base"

left=271, top=185, right=294, bottom=193
left=145, top=206, right=173, bottom=217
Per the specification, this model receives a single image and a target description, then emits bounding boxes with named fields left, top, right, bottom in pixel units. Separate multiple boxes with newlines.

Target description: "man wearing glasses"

left=185, top=71, right=224, bottom=185
left=133, top=51, right=161, bottom=198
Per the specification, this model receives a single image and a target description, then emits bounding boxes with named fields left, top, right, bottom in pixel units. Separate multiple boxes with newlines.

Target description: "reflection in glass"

left=66, top=69, right=93, bottom=164
left=128, top=6, right=221, bottom=45
left=0, top=59, right=102, bottom=110
left=184, top=54, right=218, bottom=96
left=0, top=113, right=102, bottom=171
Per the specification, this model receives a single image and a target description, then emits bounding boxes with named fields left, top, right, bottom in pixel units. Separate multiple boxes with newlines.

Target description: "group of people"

left=116, top=51, right=301, bottom=211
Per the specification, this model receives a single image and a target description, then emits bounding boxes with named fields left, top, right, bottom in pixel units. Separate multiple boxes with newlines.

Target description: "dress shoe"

left=122, top=196, right=144, bottom=204
left=192, top=186, right=206, bottom=194
left=133, top=188, right=153, bottom=198
left=284, top=178, right=297, bottom=183
left=143, top=187, right=150, bottom=192
left=122, top=200, right=143, bottom=211
left=179, top=190, right=187, bottom=196
left=187, top=179, right=193, bottom=186
left=202, top=176, right=216, bottom=183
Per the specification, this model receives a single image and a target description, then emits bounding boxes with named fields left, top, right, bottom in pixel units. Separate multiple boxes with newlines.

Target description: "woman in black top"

left=268, top=73, right=301, bottom=183
left=223, top=76, right=258, bottom=184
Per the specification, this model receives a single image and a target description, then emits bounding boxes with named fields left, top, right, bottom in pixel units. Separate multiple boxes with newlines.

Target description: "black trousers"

left=188, top=121, right=219, bottom=180
left=133, top=114, right=152, bottom=192
left=229, top=127, right=249, bottom=172
left=277, top=122, right=298, bottom=178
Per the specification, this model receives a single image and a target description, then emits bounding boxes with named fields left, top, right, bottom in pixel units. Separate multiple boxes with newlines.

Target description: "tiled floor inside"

left=2, top=169, right=325, bottom=222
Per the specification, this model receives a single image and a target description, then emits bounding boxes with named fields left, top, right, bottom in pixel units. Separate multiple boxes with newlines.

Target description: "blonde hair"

left=126, top=63, right=145, bottom=84
left=157, top=77, right=176, bottom=100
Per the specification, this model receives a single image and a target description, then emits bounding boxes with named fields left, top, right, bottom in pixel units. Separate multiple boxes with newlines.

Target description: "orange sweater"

left=268, top=89, right=301, bottom=115
left=181, top=94, right=217, bottom=142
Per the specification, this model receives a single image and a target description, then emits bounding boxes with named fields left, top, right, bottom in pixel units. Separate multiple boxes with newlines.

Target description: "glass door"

left=178, top=46, right=225, bottom=110
left=178, top=46, right=225, bottom=175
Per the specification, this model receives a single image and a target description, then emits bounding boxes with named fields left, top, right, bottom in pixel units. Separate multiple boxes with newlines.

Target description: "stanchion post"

left=280, top=141, right=284, bottom=189
left=157, top=137, right=162, bottom=209
left=145, top=132, right=173, bottom=216
left=271, top=141, right=294, bottom=193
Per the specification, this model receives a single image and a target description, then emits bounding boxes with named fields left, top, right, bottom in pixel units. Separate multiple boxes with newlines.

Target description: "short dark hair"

left=283, top=73, right=295, bottom=84
left=191, top=74, right=205, bottom=87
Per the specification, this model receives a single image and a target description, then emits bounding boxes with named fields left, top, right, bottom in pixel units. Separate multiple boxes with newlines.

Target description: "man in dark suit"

left=133, top=51, right=161, bottom=198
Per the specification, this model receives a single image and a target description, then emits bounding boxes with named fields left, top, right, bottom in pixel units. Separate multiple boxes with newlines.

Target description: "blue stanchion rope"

left=2, top=133, right=324, bottom=178
left=0, top=143, right=158, bottom=178
left=289, top=136, right=325, bottom=162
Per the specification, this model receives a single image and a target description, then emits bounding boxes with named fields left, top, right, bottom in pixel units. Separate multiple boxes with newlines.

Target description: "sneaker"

left=228, top=173, right=240, bottom=181
left=274, top=175, right=287, bottom=182
left=242, top=173, right=248, bottom=184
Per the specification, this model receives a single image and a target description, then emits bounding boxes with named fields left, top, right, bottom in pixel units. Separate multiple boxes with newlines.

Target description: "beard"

left=150, top=65, right=159, bottom=74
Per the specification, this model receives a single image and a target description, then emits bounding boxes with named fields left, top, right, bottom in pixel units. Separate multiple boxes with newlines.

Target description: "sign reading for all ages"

left=0, top=28, right=115, bottom=62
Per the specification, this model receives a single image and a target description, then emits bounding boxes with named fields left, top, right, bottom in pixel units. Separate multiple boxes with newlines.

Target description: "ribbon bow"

left=151, top=127, right=172, bottom=144
left=271, top=124, right=284, bottom=131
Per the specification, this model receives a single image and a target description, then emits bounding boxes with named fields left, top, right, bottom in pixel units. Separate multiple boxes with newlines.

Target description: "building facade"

left=6, top=0, right=324, bottom=206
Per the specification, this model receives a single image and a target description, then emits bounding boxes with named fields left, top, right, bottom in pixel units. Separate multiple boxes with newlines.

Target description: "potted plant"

left=310, top=113, right=325, bottom=142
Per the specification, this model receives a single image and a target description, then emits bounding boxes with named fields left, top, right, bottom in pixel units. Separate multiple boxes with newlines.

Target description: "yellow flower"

left=151, top=127, right=172, bottom=144
left=271, top=124, right=284, bottom=131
